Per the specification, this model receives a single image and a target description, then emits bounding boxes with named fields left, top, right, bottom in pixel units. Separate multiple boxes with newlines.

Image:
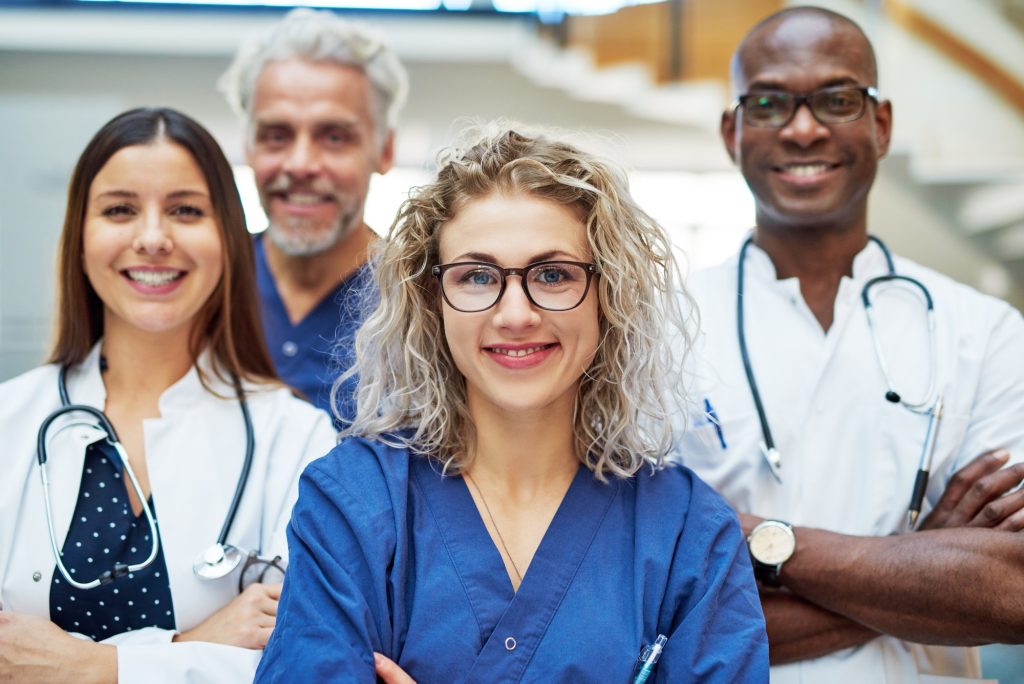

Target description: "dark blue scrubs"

left=254, top=234, right=376, bottom=422
left=256, top=438, right=769, bottom=683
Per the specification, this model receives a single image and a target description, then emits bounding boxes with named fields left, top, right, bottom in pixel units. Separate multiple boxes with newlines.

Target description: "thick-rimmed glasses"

left=733, top=85, right=879, bottom=128
left=432, top=260, right=598, bottom=313
left=238, top=550, right=285, bottom=593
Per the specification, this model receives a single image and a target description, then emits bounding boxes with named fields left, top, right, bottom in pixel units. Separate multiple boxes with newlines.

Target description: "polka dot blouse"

left=49, top=441, right=175, bottom=640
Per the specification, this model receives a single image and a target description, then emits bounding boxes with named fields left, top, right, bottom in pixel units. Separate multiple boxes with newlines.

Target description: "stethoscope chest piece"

left=193, top=543, right=243, bottom=580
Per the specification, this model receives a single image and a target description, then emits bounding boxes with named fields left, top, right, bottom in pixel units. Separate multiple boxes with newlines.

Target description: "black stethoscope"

left=737, top=235, right=942, bottom=522
left=35, top=363, right=256, bottom=590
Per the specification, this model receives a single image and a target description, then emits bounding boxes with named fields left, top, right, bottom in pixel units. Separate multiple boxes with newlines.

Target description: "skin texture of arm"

left=747, top=450, right=1024, bottom=661
left=0, top=612, right=117, bottom=684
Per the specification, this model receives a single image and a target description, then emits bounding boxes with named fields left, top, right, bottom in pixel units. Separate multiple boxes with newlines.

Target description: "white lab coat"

left=0, top=344, right=337, bottom=683
left=676, top=239, right=1024, bottom=683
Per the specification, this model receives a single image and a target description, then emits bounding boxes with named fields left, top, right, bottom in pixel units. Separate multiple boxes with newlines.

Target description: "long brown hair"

left=49, top=107, right=277, bottom=388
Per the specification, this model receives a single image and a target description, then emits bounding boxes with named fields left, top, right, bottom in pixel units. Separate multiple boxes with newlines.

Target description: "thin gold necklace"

left=464, top=472, right=524, bottom=585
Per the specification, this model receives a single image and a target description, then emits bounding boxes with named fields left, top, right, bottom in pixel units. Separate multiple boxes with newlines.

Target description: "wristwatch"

left=747, top=519, right=796, bottom=587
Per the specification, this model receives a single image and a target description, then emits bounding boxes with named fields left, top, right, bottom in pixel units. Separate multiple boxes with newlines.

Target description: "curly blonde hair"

left=338, top=124, right=692, bottom=480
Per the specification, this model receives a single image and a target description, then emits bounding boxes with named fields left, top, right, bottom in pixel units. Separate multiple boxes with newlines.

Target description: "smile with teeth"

left=124, top=269, right=184, bottom=286
left=779, top=163, right=834, bottom=176
left=487, top=344, right=555, bottom=357
left=278, top=192, right=334, bottom=205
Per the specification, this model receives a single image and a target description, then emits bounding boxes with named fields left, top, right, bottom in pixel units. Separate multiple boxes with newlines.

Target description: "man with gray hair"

left=220, top=8, right=407, bottom=419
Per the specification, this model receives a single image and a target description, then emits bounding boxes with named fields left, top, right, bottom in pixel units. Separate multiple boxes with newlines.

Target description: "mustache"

left=262, top=174, right=342, bottom=202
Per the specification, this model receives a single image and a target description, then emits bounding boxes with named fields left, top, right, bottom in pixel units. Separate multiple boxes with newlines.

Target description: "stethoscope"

left=35, top=363, right=256, bottom=590
left=737, top=235, right=941, bottom=508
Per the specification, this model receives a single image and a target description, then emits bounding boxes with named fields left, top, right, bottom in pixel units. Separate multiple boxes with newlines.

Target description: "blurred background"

left=1, top=0, right=1022, bottom=675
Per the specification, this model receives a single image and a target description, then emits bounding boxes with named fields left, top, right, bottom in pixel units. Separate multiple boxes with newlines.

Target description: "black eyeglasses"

left=432, top=260, right=598, bottom=313
left=732, top=85, right=879, bottom=128
left=238, top=551, right=285, bottom=593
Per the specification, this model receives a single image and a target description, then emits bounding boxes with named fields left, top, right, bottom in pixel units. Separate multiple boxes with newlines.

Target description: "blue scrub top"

left=254, top=234, right=375, bottom=421
left=256, top=437, right=768, bottom=683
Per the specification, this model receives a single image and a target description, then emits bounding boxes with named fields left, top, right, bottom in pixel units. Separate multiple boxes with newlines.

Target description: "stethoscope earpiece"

left=885, top=390, right=901, bottom=403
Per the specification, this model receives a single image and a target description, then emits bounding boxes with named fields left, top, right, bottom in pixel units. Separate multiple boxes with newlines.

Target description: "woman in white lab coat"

left=0, top=107, right=335, bottom=683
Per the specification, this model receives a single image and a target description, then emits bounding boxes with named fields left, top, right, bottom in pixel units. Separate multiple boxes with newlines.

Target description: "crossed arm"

left=749, top=450, right=1024, bottom=664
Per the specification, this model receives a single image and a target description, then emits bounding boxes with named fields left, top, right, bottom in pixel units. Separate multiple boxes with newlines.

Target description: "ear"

left=720, top=109, right=739, bottom=165
left=873, top=99, right=893, bottom=159
left=377, top=130, right=395, bottom=175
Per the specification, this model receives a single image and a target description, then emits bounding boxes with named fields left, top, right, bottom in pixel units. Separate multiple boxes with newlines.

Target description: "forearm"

left=782, top=526, right=1024, bottom=644
left=760, top=589, right=878, bottom=664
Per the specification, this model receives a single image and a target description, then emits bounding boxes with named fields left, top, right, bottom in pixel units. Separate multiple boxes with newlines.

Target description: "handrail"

left=886, top=0, right=1024, bottom=116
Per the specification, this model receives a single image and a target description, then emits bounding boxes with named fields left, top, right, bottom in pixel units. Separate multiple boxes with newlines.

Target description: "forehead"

left=735, top=15, right=874, bottom=92
left=91, top=141, right=207, bottom=195
left=250, top=58, right=375, bottom=128
left=438, top=192, right=589, bottom=264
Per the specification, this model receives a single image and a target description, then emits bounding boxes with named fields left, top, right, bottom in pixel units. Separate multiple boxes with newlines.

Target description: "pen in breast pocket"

left=704, top=398, right=727, bottom=450
left=632, top=634, right=668, bottom=684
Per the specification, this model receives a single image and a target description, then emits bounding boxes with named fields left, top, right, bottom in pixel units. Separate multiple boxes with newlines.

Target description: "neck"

left=752, top=220, right=870, bottom=332
left=100, top=322, right=196, bottom=409
left=265, top=223, right=376, bottom=324
left=464, top=394, right=580, bottom=499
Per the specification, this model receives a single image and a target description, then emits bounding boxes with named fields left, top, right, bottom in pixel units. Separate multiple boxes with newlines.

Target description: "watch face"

left=750, top=522, right=795, bottom=565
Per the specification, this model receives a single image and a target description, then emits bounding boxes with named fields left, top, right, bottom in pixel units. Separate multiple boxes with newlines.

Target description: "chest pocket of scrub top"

left=676, top=404, right=762, bottom=491
left=873, top=402, right=971, bottom=530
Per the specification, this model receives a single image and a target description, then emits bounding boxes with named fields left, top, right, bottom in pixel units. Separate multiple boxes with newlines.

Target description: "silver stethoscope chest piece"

left=193, top=543, right=244, bottom=580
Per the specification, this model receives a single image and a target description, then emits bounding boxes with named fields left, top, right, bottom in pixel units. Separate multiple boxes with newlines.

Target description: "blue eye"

left=462, top=269, right=497, bottom=286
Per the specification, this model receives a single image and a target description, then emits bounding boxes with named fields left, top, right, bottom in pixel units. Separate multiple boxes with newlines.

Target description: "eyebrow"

left=449, top=249, right=582, bottom=264
left=93, top=189, right=209, bottom=201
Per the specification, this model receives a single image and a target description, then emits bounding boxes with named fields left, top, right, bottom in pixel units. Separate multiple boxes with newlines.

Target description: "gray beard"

left=266, top=212, right=357, bottom=257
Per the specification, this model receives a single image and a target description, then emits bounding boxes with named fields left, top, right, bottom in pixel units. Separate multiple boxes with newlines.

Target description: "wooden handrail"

left=886, top=0, right=1024, bottom=115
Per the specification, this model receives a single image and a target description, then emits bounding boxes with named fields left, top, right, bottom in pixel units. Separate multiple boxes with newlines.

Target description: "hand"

left=919, top=449, right=1024, bottom=531
left=173, top=582, right=280, bottom=649
left=374, top=653, right=417, bottom=684
left=0, top=611, right=115, bottom=684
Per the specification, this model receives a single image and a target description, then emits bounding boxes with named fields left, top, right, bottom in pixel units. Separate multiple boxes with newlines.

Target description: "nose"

left=132, top=208, right=172, bottom=255
left=779, top=103, right=830, bottom=148
left=491, top=276, right=541, bottom=330
left=282, top=135, right=321, bottom=178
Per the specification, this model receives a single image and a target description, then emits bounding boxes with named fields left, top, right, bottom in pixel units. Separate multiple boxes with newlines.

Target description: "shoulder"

left=0, top=364, right=59, bottom=416
left=895, top=256, right=1020, bottom=324
left=297, top=435, right=413, bottom=520
left=632, top=463, right=741, bottom=534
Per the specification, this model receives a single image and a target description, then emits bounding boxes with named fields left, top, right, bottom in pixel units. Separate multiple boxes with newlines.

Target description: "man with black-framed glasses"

left=675, top=6, right=1024, bottom=683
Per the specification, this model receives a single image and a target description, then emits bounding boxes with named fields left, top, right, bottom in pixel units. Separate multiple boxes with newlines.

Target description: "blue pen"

left=632, top=634, right=668, bottom=684
left=704, top=398, right=727, bottom=449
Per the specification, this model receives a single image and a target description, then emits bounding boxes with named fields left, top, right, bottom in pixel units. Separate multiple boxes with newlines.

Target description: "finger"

left=960, top=462, right=1024, bottom=526
left=996, top=505, right=1024, bottom=532
left=257, top=626, right=275, bottom=649
left=264, top=583, right=283, bottom=601
left=940, top=450, right=1009, bottom=508
left=375, top=653, right=417, bottom=684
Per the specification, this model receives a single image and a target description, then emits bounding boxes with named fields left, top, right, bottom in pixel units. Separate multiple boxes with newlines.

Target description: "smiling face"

left=437, top=192, right=601, bottom=422
left=83, top=141, right=224, bottom=343
left=721, top=12, right=892, bottom=233
left=246, top=58, right=394, bottom=256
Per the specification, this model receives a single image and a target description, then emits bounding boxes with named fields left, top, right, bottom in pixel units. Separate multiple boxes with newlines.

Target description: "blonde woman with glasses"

left=256, top=125, right=768, bottom=683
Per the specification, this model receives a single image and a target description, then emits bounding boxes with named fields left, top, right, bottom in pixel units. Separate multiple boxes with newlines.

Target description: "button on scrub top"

left=49, top=441, right=175, bottom=639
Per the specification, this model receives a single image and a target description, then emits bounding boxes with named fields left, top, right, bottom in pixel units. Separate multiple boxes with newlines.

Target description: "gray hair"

left=218, top=8, right=409, bottom=145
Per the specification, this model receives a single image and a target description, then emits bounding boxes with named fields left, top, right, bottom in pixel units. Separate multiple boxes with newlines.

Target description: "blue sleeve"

left=255, top=443, right=398, bottom=683
left=657, top=474, right=769, bottom=683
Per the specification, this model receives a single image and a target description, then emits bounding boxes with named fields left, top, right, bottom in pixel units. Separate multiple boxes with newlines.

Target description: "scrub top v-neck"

left=253, top=234, right=374, bottom=419
left=256, top=437, right=768, bottom=683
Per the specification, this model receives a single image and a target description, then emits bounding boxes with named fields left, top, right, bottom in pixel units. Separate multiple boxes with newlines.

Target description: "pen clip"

left=760, top=442, right=783, bottom=483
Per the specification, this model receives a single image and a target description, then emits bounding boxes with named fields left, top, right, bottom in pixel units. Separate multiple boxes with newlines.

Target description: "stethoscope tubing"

left=37, top=363, right=255, bottom=589
left=736, top=235, right=939, bottom=481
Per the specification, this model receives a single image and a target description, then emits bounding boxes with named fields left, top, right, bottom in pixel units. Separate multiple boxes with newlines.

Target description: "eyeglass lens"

left=741, top=87, right=869, bottom=126
left=440, top=262, right=591, bottom=312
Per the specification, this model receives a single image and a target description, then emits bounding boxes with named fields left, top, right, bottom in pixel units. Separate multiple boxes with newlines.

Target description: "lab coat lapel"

left=464, top=467, right=619, bottom=683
